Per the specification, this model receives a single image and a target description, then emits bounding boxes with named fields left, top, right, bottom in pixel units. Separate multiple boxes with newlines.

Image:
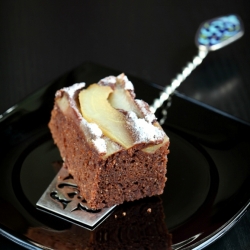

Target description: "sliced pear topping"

left=142, top=135, right=169, bottom=153
left=108, top=88, right=143, bottom=118
left=79, top=84, right=134, bottom=149
left=142, top=122, right=168, bottom=153
left=56, top=94, right=69, bottom=113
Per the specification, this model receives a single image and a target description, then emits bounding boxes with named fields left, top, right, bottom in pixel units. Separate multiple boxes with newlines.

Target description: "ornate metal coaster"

left=36, top=167, right=116, bottom=230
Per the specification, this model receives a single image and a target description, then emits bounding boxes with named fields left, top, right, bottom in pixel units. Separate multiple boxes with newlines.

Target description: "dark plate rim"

left=1, top=63, right=250, bottom=249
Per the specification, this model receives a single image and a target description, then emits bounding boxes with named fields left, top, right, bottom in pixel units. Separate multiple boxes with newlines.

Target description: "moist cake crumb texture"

left=48, top=74, right=170, bottom=209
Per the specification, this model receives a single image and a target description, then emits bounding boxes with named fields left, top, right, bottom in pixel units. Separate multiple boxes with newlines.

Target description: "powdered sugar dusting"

left=56, top=74, right=166, bottom=154
left=135, top=99, right=156, bottom=123
left=78, top=118, right=107, bottom=154
left=61, top=82, right=86, bottom=99
left=126, top=111, right=164, bottom=144
left=59, top=84, right=107, bottom=155
left=87, top=123, right=103, bottom=138
left=98, top=76, right=117, bottom=87
left=92, top=138, right=107, bottom=153
left=117, top=73, right=134, bottom=90
left=99, top=74, right=134, bottom=91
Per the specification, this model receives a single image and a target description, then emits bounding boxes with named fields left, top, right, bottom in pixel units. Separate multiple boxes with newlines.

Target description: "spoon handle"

left=150, top=49, right=208, bottom=114
left=150, top=14, right=244, bottom=124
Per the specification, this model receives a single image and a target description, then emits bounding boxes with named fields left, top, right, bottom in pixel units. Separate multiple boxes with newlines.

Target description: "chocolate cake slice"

left=48, top=74, right=170, bottom=210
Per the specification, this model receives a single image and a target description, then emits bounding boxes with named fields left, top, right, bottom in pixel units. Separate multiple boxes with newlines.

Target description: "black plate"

left=1, top=62, right=250, bottom=250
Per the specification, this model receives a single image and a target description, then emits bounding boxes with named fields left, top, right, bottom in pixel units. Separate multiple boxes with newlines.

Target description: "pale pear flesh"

left=79, top=84, right=134, bottom=149
left=108, top=88, right=143, bottom=118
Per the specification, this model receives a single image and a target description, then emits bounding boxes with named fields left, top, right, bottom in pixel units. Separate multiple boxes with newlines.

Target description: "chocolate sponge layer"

left=49, top=105, right=169, bottom=210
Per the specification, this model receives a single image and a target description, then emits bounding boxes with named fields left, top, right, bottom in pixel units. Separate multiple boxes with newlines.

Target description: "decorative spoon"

left=150, top=14, right=244, bottom=124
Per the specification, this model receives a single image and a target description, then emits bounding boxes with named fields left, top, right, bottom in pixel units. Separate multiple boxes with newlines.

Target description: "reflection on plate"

left=0, top=62, right=250, bottom=249
left=28, top=196, right=172, bottom=250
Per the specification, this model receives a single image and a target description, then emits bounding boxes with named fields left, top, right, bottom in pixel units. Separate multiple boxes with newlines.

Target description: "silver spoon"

left=150, top=14, right=244, bottom=124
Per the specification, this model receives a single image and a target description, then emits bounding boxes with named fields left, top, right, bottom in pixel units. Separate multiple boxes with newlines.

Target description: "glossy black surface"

left=1, top=1, right=250, bottom=249
left=0, top=63, right=250, bottom=249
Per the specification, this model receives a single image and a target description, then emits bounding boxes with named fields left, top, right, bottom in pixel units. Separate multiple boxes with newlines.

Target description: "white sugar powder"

left=126, top=111, right=164, bottom=143
left=92, top=138, right=107, bottom=154
left=117, top=74, right=134, bottom=90
left=62, top=82, right=86, bottom=98
left=61, top=83, right=107, bottom=154
left=87, top=123, right=103, bottom=137
left=79, top=119, right=107, bottom=154
left=135, top=99, right=156, bottom=123
left=99, top=76, right=117, bottom=86
left=58, top=75, right=164, bottom=154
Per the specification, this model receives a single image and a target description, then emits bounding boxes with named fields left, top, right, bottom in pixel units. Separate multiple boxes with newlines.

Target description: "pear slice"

left=142, top=122, right=169, bottom=153
left=108, top=88, right=143, bottom=118
left=142, top=135, right=169, bottom=153
left=79, top=84, right=134, bottom=149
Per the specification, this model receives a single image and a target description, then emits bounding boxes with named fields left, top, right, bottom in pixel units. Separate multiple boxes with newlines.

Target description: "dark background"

left=0, top=1, right=250, bottom=249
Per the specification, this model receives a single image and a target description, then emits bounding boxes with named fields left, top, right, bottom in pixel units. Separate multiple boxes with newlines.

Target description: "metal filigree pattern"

left=36, top=167, right=116, bottom=230
left=50, top=171, right=101, bottom=213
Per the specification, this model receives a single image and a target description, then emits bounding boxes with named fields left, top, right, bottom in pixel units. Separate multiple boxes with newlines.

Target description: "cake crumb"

left=49, top=74, right=170, bottom=210
left=122, top=212, right=126, bottom=216
left=114, top=215, right=117, bottom=219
